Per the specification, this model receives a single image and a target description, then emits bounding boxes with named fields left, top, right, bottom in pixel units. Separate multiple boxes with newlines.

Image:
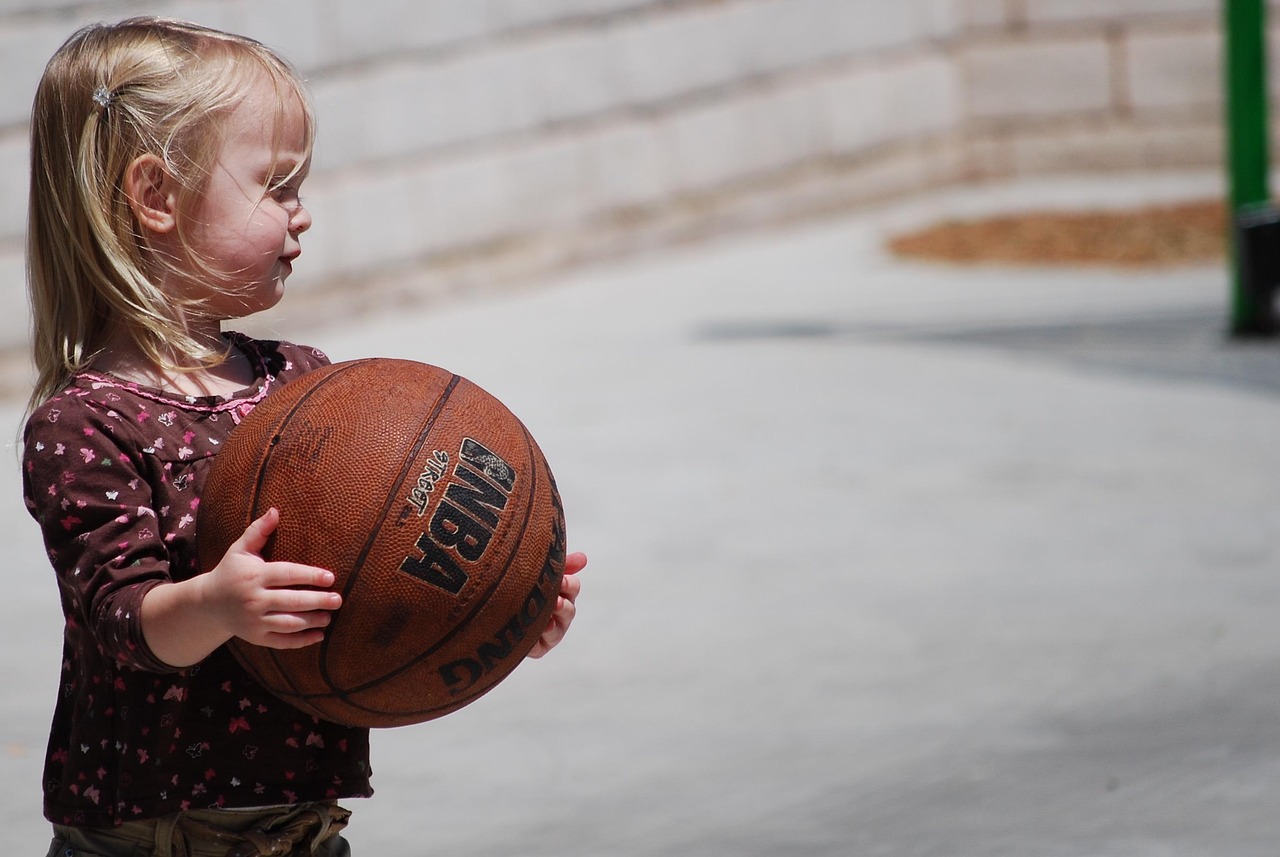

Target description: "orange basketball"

left=196, top=358, right=566, bottom=728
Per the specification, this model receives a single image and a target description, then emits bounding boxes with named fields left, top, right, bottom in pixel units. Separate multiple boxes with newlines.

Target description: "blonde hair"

left=26, top=17, right=315, bottom=411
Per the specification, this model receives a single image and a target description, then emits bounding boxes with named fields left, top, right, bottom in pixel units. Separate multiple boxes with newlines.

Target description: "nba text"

left=397, top=438, right=514, bottom=594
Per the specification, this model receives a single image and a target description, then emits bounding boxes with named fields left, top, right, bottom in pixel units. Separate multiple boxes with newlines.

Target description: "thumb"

left=563, top=551, right=587, bottom=575
left=234, top=507, right=280, bottom=557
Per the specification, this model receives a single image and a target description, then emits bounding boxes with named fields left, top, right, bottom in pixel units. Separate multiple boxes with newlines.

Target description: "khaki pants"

left=45, top=802, right=351, bottom=857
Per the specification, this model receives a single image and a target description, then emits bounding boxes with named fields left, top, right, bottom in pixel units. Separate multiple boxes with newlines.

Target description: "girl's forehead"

left=223, top=73, right=311, bottom=155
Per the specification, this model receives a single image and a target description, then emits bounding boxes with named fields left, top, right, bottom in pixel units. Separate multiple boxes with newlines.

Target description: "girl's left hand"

left=527, top=551, right=586, bottom=658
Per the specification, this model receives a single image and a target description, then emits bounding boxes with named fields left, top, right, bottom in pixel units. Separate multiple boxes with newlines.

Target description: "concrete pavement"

left=4, top=171, right=1280, bottom=856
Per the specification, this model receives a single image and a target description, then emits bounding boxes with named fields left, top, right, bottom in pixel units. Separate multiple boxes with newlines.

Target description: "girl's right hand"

left=141, top=507, right=342, bottom=668
left=200, top=507, right=342, bottom=649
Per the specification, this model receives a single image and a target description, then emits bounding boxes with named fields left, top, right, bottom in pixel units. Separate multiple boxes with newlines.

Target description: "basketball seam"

left=315, top=372, right=462, bottom=691
left=242, top=360, right=377, bottom=703
left=305, top=420, right=548, bottom=721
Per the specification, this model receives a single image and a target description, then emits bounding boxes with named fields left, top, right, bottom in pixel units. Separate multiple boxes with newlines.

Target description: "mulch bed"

left=886, top=199, right=1226, bottom=267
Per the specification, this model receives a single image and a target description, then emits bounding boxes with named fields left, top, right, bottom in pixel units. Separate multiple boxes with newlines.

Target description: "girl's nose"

left=290, top=203, right=312, bottom=235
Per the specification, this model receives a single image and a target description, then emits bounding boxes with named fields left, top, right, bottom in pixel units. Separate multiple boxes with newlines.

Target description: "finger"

left=526, top=634, right=553, bottom=658
left=246, top=608, right=334, bottom=643
left=552, top=595, right=576, bottom=628
left=266, top=607, right=335, bottom=631
left=558, top=572, right=581, bottom=603
left=258, top=627, right=328, bottom=650
left=261, top=562, right=337, bottom=592
left=235, top=507, right=280, bottom=556
left=528, top=604, right=573, bottom=658
left=264, top=587, right=342, bottom=614
left=544, top=597, right=576, bottom=641
left=526, top=599, right=571, bottom=659
left=237, top=610, right=331, bottom=648
left=563, top=552, right=587, bottom=575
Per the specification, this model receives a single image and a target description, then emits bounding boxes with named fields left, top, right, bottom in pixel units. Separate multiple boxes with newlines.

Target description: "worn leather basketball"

left=196, top=358, right=566, bottom=728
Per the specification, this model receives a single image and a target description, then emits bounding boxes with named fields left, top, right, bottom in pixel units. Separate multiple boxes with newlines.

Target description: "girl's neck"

left=90, top=329, right=257, bottom=399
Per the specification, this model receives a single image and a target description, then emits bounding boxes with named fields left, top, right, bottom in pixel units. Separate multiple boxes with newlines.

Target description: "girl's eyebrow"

left=264, top=157, right=310, bottom=184
left=270, top=156, right=307, bottom=174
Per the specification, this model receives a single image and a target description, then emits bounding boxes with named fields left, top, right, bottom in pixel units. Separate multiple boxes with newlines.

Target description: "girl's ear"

left=124, top=154, right=178, bottom=234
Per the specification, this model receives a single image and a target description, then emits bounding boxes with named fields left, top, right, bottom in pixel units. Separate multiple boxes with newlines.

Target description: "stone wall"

left=0, top=0, right=1259, bottom=348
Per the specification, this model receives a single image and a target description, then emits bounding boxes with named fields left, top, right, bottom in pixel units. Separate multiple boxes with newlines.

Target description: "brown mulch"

left=886, top=199, right=1226, bottom=267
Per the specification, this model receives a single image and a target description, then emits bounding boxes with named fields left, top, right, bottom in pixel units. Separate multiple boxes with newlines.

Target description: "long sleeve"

left=25, top=338, right=370, bottom=829
left=24, top=389, right=178, bottom=673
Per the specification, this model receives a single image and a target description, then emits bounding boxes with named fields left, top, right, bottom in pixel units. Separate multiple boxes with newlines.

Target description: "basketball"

left=196, top=358, right=566, bottom=728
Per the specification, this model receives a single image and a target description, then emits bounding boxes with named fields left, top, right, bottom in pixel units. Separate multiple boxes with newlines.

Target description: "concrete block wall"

left=0, top=0, right=1261, bottom=351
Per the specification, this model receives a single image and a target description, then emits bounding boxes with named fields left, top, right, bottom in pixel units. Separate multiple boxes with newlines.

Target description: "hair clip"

left=92, top=85, right=113, bottom=109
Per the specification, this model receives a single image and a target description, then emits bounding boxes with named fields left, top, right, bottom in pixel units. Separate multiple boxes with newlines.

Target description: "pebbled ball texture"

left=197, top=358, right=566, bottom=728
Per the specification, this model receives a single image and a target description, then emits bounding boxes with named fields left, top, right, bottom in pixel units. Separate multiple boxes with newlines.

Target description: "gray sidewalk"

left=5, top=172, right=1280, bottom=856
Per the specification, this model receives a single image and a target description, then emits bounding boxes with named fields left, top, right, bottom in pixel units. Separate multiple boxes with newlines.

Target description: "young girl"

left=23, top=17, right=585, bottom=857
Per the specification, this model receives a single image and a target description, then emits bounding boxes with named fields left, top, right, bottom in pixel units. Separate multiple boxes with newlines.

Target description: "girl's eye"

left=271, top=188, right=306, bottom=213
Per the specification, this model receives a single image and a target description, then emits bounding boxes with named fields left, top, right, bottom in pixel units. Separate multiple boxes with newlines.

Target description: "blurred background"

left=0, top=1, right=1245, bottom=354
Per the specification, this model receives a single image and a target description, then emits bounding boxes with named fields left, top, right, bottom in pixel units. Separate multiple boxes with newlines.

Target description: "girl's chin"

left=219, top=286, right=285, bottom=320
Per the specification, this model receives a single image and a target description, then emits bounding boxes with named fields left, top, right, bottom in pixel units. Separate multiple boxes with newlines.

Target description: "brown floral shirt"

left=22, top=335, right=372, bottom=828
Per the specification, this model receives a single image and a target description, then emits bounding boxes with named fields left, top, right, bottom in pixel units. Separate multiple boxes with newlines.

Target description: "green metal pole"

left=1225, top=0, right=1271, bottom=335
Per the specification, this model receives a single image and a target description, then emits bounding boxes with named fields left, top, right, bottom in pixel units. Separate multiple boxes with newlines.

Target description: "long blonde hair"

left=26, top=17, right=315, bottom=412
